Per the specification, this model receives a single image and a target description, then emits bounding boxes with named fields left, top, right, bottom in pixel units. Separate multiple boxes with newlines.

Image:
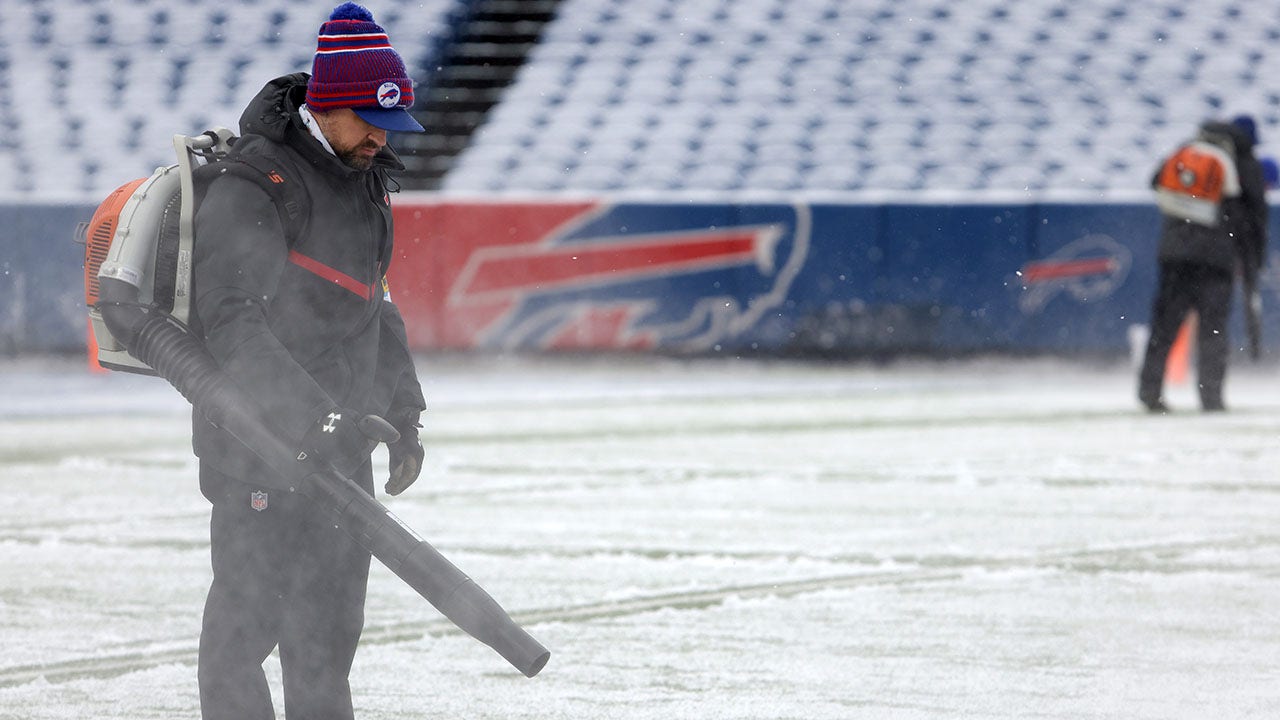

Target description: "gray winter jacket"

left=190, top=73, right=425, bottom=490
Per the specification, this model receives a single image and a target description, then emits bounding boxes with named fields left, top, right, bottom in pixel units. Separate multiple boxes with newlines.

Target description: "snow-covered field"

left=3, top=354, right=1280, bottom=719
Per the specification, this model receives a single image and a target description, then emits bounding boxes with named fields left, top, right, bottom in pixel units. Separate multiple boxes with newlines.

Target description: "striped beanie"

left=306, top=3, right=424, bottom=132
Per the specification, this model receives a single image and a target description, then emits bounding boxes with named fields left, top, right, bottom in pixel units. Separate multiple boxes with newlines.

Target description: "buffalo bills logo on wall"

left=443, top=203, right=811, bottom=352
left=1018, top=233, right=1131, bottom=314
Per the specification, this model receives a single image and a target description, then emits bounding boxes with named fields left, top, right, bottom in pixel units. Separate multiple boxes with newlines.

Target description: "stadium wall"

left=1, top=204, right=95, bottom=355
left=8, top=199, right=1277, bottom=359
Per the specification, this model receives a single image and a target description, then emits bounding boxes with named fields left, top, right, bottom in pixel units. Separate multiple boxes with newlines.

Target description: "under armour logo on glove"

left=299, top=407, right=400, bottom=478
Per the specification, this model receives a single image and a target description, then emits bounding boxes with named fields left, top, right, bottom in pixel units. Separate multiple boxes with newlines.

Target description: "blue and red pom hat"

left=306, top=3, right=425, bottom=133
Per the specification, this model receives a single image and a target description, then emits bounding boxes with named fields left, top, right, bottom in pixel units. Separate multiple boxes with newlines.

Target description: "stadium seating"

left=443, top=0, right=1280, bottom=196
left=3, top=0, right=1280, bottom=200
left=0, top=0, right=463, bottom=201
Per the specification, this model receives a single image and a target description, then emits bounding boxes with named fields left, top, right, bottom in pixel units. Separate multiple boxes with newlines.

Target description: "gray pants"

left=198, top=463, right=372, bottom=720
left=1138, top=261, right=1234, bottom=409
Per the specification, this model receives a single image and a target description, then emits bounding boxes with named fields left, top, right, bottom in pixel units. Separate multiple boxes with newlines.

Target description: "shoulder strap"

left=193, top=154, right=310, bottom=246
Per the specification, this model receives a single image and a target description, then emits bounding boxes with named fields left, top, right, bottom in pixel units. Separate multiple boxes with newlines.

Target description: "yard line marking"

left=3, top=533, right=1277, bottom=688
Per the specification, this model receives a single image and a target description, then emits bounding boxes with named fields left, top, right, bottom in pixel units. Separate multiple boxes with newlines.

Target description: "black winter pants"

left=1138, top=261, right=1234, bottom=409
left=198, top=463, right=372, bottom=720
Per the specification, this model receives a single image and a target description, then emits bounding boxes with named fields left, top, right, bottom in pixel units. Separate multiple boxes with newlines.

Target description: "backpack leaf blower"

left=78, top=131, right=550, bottom=678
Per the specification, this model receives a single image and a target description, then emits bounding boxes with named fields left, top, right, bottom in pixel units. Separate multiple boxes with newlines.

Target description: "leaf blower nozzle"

left=95, top=276, right=550, bottom=677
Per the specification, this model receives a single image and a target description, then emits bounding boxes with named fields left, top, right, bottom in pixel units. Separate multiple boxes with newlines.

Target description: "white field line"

left=3, top=533, right=1274, bottom=688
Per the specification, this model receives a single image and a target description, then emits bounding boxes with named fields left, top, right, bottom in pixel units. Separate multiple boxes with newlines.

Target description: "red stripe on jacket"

left=287, top=250, right=373, bottom=300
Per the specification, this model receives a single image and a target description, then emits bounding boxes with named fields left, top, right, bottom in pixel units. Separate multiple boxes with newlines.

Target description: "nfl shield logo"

left=250, top=491, right=268, bottom=512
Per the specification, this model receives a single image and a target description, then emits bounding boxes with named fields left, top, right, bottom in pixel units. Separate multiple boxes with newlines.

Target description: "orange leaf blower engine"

left=78, top=128, right=236, bottom=373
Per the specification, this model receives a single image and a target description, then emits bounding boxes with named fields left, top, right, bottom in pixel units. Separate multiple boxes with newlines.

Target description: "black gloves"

left=384, top=411, right=424, bottom=496
left=299, top=407, right=400, bottom=478
left=298, top=406, right=424, bottom=494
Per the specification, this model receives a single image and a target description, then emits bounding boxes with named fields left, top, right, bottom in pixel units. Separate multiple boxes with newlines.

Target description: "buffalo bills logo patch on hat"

left=377, top=82, right=402, bottom=108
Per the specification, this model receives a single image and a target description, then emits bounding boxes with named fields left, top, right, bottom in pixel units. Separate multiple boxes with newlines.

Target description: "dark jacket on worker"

left=189, top=73, right=425, bottom=491
left=1153, top=120, right=1269, bottom=275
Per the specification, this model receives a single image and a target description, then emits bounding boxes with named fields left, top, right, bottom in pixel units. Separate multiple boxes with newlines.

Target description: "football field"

left=3, top=355, right=1280, bottom=719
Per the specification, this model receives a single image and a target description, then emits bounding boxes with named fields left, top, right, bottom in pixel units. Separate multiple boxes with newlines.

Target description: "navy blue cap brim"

left=354, top=107, right=425, bottom=133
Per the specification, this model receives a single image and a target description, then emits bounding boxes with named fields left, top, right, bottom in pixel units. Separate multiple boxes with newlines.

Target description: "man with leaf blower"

left=1138, top=115, right=1268, bottom=413
left=190, top=4, right=426, bottom=718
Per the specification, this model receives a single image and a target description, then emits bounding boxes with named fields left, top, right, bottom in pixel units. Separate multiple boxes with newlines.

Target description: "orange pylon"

left=1165, top=312, right=1196, bottom=385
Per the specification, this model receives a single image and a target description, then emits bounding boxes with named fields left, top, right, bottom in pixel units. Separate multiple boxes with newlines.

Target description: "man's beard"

left=339, top=149, right=374, bottom=171
left=338, top=142, right=380, bottom=171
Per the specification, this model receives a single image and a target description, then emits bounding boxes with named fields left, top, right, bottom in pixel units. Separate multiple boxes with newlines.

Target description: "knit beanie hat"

left=1231, top=114, right=1259, bottom=147
left=306, top=3, right=425, bottom=133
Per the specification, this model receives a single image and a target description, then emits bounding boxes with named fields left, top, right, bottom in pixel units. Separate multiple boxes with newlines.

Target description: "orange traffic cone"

left=1165, top=312, right=1196, bottom=385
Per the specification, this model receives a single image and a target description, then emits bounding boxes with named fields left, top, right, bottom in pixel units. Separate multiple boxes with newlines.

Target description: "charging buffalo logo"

left=1018, top=234, right=1131, bottom=314
left=377, top=82, right=402, bottom=108
left=427, top=203, right=811, bottom=352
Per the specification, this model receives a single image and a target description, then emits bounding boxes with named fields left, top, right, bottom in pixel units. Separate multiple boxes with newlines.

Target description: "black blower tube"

left=97, top=278, right=550, bottom=678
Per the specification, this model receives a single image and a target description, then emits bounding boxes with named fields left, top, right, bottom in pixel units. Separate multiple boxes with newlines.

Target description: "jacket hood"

left=239, top=73, right=308, bottom=142
left=1200, top=120, right=1255, bottom=153
left=239, top=73, right=405, bottom=174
